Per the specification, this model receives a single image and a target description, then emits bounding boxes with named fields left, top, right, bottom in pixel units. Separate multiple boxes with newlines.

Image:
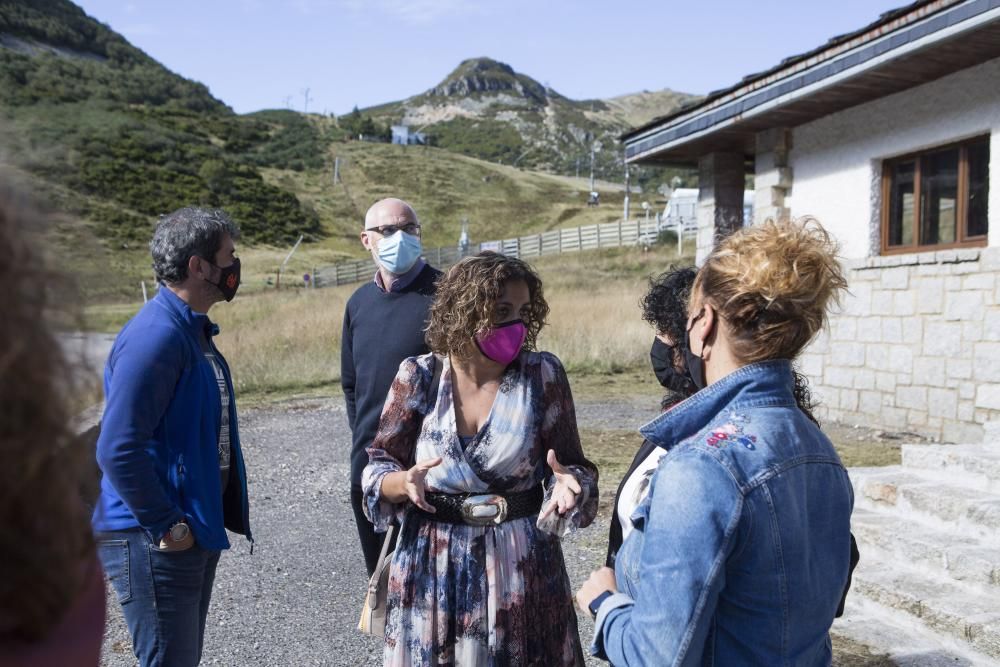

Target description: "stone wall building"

left=623, top=0, right=1000, bottom=444
left=623, top=1, right=1000, bottom=660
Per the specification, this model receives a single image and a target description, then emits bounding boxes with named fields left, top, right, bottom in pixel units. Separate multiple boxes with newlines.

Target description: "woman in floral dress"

left=362, top=252, right=599, bottom=666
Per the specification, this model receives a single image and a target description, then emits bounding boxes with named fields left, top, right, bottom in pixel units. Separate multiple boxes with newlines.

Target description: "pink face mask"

left=475, top=319, right=528, bottom=366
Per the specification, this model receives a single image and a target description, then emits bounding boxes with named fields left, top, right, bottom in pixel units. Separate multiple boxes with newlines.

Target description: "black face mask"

left=683, top=345, right=706, bottom=391
left=204, top=257, right=241, bottom=302
left=684, top=310, right=708, bottom=390
left=650, top=338, right=696, bottom=395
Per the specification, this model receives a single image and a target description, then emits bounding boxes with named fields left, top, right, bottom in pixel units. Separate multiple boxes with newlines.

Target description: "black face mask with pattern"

left=204, top=257, right=241, bottom=302
left=649, top=338, right=697, bottom=395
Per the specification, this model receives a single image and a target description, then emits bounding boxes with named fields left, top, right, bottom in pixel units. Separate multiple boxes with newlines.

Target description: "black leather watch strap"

left=589, top=590, right=614, bottom=618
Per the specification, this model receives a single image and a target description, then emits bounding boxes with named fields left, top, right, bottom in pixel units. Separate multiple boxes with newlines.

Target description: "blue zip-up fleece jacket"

left=92, top=287, right=251, bottom=551
left=592, top=360, right=853, bottom=666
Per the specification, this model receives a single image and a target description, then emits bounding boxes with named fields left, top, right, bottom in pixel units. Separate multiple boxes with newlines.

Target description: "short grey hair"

left=150, top=207, right=241, bottom=284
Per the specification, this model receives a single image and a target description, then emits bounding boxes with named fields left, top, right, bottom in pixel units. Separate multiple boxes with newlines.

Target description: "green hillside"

left=0, top=2, right=695, bottom=303
left=0, top=1, right=323, bottom=247
left=262, top=140, right=637, bottom=251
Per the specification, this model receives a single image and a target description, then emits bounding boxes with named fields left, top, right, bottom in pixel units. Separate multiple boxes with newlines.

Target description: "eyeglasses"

left=367, top=223, right=420, bottom=237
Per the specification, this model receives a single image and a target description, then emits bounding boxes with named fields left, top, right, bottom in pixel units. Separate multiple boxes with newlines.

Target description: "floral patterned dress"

left=362, top=351, right=599, bottom=666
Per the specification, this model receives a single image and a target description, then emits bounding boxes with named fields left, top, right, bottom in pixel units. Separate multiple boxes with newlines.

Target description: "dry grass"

left=82, top=243, right=694, bottom=400
left=210, top=284, right=353, bottom=398
left=541, top=287, right=651, bottom=373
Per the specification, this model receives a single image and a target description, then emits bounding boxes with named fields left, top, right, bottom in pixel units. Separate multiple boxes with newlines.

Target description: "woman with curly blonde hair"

left=363, top=251, right=599, bottom=666
left=579, top=219, right=854, bottom=666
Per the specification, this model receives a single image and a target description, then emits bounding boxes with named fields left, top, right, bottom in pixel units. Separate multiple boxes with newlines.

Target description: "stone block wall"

left=799, top=246, right=1000, bottom=443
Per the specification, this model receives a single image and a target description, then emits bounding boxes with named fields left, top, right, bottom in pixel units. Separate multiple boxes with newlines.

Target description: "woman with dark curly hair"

left=605, top=266, right=698, bottom=569
left=362, top=251, right=599, bottom=666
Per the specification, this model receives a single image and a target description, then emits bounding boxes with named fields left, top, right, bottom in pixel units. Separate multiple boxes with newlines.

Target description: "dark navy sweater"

left=341, top=264, right=440, bottom=486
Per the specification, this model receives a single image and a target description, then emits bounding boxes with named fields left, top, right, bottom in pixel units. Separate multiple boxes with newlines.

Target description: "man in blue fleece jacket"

left=93, top=207, right=251, bottom=667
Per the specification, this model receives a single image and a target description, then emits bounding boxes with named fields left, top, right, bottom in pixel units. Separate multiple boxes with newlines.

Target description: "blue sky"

left=75, top=0, right=907, bottom=115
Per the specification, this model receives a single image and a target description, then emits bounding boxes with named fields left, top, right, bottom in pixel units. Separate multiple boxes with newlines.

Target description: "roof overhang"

left=624, top=0, right=1000, bottom=167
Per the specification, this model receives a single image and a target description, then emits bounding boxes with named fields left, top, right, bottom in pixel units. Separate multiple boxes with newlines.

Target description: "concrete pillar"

left=696, top=152, right=745, bottom=265
left=754, top=128, right=793, bottom=224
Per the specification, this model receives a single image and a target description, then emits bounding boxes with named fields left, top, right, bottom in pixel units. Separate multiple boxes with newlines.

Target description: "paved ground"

left=98, top=396, right=886, bottom=666
left=99, top=398, right=651, bottom=666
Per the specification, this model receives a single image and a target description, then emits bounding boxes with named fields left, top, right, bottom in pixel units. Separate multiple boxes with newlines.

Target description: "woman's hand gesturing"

left=403, top=457, right=443, bottom=512
left=539, top=449, right=582, bottom=519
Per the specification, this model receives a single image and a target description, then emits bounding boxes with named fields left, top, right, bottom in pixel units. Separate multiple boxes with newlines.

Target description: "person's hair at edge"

left=692, top=217, right=848, bottom=364
left=641, top=265, right=698, bottom=344
left=0, top=183, right=94, bottom=641
left=150, top=207, right=241, bottom=285
left=426, top=251, right=549, bottom=359
left=641, top=265, right=698, bottom=409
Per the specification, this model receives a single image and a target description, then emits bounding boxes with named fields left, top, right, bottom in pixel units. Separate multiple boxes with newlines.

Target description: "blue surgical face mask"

left=376, top=231, right=422, bottom=274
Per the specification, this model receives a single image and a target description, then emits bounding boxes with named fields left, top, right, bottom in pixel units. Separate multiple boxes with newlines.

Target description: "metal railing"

left=313, top=218, right=693, bottom=288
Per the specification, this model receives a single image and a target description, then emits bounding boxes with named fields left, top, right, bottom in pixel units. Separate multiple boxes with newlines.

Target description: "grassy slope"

left=263, top=139, right=639, bottom=254
left=77, top=135, right=650, bottom=311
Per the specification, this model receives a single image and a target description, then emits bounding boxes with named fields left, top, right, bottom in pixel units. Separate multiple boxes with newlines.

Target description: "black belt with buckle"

left=416, top=486, right=544, bottom=526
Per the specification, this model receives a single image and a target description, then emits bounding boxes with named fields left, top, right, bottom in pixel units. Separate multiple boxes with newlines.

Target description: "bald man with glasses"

left=341, top=198, right=442, bottom=576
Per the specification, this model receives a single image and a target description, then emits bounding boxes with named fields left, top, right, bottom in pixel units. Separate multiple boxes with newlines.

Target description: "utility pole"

left=301, top=87, right=312, bottom=114
left=589, top=144, right=595, bottom=192
left=283, top=95, right=293, bottom=109
left=623, top=162, right=631, bottom=221
left=275, top=234, right=304, bottom=289
left=333, top=156, right=340, bottom=184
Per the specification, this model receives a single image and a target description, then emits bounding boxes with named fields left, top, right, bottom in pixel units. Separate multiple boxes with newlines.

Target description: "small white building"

left=661, top=188, right=753, bottom=235
left=391, top=125, right=426, bottom=146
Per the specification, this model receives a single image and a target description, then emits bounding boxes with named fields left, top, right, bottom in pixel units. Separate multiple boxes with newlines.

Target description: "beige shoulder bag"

left=357, top=522, right=395, bottom=635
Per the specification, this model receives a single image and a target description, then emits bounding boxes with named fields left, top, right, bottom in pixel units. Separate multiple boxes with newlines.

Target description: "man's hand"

left=539, top=449, right=581, bottom=520
left=403, top=456, right=443, bottom=512
left=158, top=529, right=195, bottom=552
left=576, top=566, right=618, bottom=616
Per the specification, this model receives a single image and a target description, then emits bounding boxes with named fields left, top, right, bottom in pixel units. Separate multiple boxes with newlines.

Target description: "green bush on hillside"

left=241, top=110, right=327, bottom=171
left=426, top=117, right=524, bottom=164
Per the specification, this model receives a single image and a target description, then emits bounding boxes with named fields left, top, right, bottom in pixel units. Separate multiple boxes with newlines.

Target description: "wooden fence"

left=313, top=218, right=685, bottom=288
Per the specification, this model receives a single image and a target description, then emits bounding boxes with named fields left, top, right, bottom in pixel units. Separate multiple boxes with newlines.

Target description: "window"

left=881, top=136, right=989, bottom=254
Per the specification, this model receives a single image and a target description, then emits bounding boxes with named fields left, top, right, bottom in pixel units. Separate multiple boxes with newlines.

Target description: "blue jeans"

left=97, top=528, right=221, bottom=667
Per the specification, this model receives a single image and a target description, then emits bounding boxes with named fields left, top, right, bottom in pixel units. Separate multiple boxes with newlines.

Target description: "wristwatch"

left=168, top=520, right=190, bottom=542
left=588, top=590, right=614, bottom=619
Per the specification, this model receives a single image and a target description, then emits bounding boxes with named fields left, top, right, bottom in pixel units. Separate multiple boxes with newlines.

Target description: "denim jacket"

left=592, top=360, right=853, bottom=666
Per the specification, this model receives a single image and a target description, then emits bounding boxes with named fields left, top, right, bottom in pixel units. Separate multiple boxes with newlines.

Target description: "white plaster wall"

left=787, top=57, right=1000, bottom=260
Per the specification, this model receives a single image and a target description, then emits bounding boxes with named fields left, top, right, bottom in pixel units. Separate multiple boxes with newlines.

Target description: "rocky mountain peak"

left=427, top=57, right=551, bottom=105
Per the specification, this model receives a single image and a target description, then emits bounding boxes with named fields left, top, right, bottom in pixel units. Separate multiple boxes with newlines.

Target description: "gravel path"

left=99, top=398, right=633, bottom=666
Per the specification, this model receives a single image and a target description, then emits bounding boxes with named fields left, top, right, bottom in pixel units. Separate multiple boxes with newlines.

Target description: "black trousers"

left=350, top=486, right=397, bottom=578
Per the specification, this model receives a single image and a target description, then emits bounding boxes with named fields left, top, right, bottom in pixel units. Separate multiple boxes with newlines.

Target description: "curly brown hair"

left=693, top=217, right=848, bottom=364
left=426, top=252, right=549, bottom=359
left=0, top=183, right=95, bottom=641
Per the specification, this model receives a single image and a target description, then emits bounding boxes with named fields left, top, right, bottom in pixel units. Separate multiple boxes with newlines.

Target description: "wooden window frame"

left=880, top=135, right=990, bottom=255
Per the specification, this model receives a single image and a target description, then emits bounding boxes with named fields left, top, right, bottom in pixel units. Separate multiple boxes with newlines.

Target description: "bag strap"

left=367, top=353, right=443, bottom=598
left=367, top=523, right=395, bottom=597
